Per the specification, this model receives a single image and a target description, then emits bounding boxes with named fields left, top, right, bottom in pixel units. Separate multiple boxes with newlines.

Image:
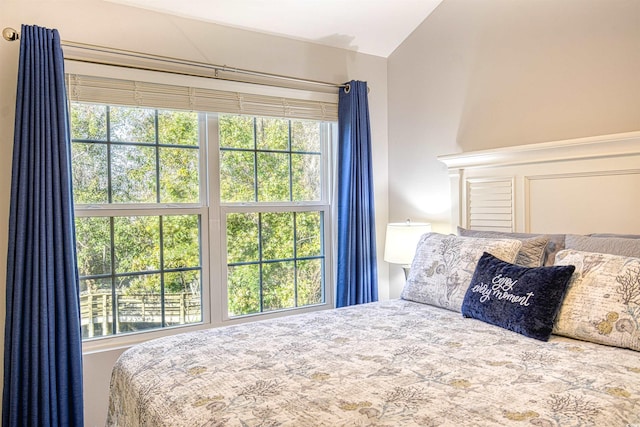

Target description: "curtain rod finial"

left=3, top=27, right=19, bottom=41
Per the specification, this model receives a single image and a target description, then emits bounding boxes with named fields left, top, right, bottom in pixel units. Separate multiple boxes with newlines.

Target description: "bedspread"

left=106, top=299, right=640, bottom=426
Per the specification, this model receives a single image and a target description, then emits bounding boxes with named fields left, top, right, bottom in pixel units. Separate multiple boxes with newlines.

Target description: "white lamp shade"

left=384, top=222, right=432, bottom=266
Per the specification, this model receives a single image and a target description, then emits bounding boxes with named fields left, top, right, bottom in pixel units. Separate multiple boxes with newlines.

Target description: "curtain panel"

left=3, top=25, right=84, bottom=426
left=336, top=80, right=378, bottom=307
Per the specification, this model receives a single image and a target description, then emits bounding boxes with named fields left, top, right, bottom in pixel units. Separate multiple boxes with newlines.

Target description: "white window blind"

left=66, top=74, right=338, bottom=121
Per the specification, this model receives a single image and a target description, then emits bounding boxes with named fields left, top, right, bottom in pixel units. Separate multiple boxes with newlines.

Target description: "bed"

left=106, top=132, right=640, bottom=426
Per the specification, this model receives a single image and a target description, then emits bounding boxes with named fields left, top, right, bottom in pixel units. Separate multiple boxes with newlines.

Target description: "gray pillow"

left=588, top=233, right=640, bottom=239
left=565, top=234, right=640, bottom=258
left=457, top=227, right=563, bottom=267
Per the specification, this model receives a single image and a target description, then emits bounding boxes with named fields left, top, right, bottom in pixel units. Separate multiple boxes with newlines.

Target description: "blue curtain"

left=3, top=25, right=84, bottom=426
left=336, top=80, right=378, bottom=308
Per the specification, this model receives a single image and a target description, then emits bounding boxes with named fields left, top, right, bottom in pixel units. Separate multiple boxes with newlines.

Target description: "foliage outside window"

left=71, top=104, right=330, bottom=341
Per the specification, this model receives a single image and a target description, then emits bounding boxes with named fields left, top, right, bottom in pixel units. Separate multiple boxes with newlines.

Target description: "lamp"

left=384, top=220, right=432, bottom=279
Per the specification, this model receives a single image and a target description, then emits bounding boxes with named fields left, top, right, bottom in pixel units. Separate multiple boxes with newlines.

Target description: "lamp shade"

left=383, top=221, right=432, bottom=266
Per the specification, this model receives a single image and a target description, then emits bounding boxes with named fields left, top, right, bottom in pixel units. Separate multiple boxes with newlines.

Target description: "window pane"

left=159, top=147, right=199, bottom=203
left=296, top=212, right=322, bottom=258
left=291, top=120, right=320, bottom=153
left=219, top=150, right=256, bottom=202
left=262, top=212, right=294, bottom=260
left=219, top=115, right=254, bottom=149
left=111, top=145, right=157, bottom=203
left=116, top=274, right=161, bottom=333
left=164, top=271, right=202, bottom=326
left=228, top=264, right=260, bottom=316
left=114, top=216, right=160, bottom=274
left=158, top=110, right=199, bottom=146
left=71, top=103, right=107, bottom=141
left=163, top=215, right=200, bottom=269
left=76, top=217, right=111, bottom=277
left=110, top=106, right=155, bottom=143
left=226, top=213, right=259, bottom=264
left=292, top=153, right=321, bottom=201
left=256, top=117, right=289, bottom=151
left=262, top=261, right=295, bottom=311
left=80, top=278, right=113, bottom=339
left=257, top=152, right=290, bottom=202
left=72, top=142, right=108, bottom=204
left=297, top=259, right=323, bottom=306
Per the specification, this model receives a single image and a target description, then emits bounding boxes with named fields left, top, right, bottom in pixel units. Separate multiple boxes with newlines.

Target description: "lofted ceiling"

left=103, top=0, right=443, bottom=57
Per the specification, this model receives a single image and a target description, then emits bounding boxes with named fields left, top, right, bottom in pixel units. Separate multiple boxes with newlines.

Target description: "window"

left=71, top=104, right=205, bottom=339
left=71, top=102, right=333, bottom=342
left=218, top=116, right=328, bottom=317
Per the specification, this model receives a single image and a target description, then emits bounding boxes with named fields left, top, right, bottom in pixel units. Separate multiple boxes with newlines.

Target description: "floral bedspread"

left=106, top=299, right=640, bottom=426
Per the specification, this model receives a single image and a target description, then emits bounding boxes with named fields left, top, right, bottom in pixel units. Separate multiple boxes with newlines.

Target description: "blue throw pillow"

left=461, top=252, right=575, bottom=341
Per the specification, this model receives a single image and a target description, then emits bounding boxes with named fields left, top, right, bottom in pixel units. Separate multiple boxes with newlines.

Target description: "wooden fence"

left=80, top=292, right=201, bottom=338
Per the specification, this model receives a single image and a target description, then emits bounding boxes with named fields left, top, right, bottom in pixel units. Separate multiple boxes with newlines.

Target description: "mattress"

left=106, top=299, right=640, bottom=426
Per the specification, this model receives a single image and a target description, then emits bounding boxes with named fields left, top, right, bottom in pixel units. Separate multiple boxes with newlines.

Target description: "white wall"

left=387, top=0, right=640, bottom=297
left=0, top=1, right=388, bottom=425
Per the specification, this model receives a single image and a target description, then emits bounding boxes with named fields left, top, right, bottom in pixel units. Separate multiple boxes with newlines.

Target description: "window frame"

left=76, top=105, right=336, bottom=354
left=209, top=113, right=335, bottom=324
left=75, top=108, right=210, bottom=352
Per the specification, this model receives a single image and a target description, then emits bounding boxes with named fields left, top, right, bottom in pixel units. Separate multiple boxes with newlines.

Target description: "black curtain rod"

left=2, top=26, right=351, bottom=92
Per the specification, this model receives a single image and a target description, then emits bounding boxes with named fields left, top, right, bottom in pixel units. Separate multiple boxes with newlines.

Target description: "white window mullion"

left=197, top=112, right=212, bottom=327
left=75, top=206, right=204, bottom=217
left=206, top=113, right=225, bottom=326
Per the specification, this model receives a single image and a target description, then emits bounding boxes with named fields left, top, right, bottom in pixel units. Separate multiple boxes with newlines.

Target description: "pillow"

left=461, top=252, right=575, bottom=341
left=401, top=233, right=522, bottom=312
left=553, top=249, right=640, bottom=351
left=565, top=234, right=640, bottom=258
left=588, top=233, right=640, bottom=239
left=457, top=227, right=562, bottom=266
left=511, top=236, right=549, bottom=267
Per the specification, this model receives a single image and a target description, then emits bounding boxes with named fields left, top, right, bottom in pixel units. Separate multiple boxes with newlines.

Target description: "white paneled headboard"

left=438, top=131, right=640, bottom=235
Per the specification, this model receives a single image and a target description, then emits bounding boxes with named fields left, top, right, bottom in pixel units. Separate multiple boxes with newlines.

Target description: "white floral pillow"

left=400, top=233, right=522, bottom=312
left=553, top=249, right=640, bottom=351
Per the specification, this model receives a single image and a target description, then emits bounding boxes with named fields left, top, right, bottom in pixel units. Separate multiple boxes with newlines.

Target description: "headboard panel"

left=438, top=131, right=640, bottom=235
